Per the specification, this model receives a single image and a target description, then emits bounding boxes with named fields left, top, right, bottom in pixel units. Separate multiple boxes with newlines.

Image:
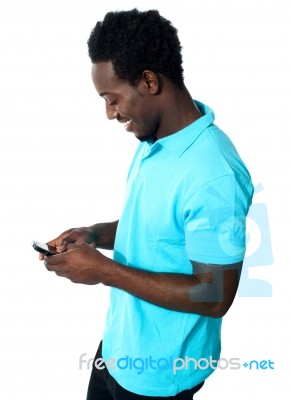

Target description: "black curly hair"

left=87, top=9, right=184, bottom=88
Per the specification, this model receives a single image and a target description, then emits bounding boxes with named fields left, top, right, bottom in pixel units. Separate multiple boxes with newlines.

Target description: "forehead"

left=91, top=61, right=127, bottom=95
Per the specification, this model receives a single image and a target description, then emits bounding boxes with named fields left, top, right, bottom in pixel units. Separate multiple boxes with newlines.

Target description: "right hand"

left=38, top=227, right=97, bottom=260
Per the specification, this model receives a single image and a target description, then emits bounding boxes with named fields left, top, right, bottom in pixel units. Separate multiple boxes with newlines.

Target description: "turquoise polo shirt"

left=102, top=101, right=253, bottom=396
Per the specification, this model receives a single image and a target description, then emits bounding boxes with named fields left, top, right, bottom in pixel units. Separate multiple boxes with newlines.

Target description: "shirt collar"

left=146, top=100, right=215, bottom=158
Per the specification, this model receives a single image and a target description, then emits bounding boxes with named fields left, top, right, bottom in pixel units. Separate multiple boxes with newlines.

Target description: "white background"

left=0, top=0, right=290, bottom=398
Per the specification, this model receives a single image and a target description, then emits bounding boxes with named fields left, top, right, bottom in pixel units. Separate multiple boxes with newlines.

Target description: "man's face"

left=91, top=61, right=160, bottom=142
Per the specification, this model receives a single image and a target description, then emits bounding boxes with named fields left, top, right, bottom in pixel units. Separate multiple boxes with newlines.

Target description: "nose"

left=105, top=103, right=119, bottom=120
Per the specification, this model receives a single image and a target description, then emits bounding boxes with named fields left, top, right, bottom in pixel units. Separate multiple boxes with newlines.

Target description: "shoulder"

left=182, top=124, right=252, bottom=189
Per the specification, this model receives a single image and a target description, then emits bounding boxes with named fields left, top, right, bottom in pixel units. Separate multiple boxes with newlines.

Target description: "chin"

left=134, top=131, right=155, bottom=142
left=137, top=137, right=149, bottom=142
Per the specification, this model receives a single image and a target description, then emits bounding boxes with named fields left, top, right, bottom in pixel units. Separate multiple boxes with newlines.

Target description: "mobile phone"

left=32, top=240, right=57, bottom=256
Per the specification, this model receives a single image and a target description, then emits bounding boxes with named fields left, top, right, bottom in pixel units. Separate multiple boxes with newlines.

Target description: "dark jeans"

left=86, top=341, right=204, bottom=400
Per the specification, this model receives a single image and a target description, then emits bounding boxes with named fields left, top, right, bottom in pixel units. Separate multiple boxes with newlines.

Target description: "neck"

left=155, top=82, right=202, bottom=140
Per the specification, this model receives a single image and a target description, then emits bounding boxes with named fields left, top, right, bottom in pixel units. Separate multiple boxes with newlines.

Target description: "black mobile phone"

left=32, top=240, right=57, bottom=256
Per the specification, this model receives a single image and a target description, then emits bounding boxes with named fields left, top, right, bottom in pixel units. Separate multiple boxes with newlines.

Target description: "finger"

left=57, top=231, right=82, bottom=252
left=43, top=254, right=64, bottom=270
left=45, top=229, right=75, bottom=252
left=55, top=271, right=68, bottom=278
left=66, top=242, right=85, bottom=251
left=46, top=235, right=65, bottom=249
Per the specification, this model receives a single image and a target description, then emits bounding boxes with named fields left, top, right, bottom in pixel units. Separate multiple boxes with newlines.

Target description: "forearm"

left=90, top=220, right=118, bottom=250
left=102, top=260, right=226, bottom=318
left=45, top=233, right=239, bottom=317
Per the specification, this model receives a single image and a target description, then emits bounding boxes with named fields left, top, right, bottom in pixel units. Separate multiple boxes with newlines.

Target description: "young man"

left=41, top=9, right=253, bottom=399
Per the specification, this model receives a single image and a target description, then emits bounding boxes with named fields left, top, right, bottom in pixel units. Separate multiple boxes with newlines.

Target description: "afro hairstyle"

left=87, top=9, right=184, bottom=88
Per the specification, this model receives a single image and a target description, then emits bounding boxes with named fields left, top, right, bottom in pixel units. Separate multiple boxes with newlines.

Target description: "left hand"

left=43, top=243, right=109, bottom=284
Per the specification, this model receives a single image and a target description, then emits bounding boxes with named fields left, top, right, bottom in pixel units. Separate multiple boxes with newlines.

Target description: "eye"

left=109, top=99, right=117, bottom=106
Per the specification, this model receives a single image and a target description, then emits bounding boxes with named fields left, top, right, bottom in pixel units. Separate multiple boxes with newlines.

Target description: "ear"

left=140, top=70, right=160, bottom=95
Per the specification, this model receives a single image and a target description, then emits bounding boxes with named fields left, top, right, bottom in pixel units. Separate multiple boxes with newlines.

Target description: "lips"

left=123, top=120, right=132, bottom=131
left=119, top=118, right=133, bottom=132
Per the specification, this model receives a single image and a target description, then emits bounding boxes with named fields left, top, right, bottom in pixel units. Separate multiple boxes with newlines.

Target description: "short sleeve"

left=183, top=174, right=253, bottom=264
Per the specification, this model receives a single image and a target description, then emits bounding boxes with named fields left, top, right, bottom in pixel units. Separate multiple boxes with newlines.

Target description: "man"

left=41, top=9, right=253, bottom=399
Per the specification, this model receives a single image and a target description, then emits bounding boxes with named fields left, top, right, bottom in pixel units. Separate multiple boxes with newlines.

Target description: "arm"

left=88, top=220, right=118, bottom=250
left=101, top=258, right=242, bottom=318
left=43, top=246, right=242, bottom=318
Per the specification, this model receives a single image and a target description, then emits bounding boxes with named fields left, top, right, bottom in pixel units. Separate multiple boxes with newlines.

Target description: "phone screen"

left=32, top=240, right=57, bottom=256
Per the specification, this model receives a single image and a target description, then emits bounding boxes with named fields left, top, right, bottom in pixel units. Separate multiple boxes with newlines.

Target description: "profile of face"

left=91, top=61, right=161, bottom=142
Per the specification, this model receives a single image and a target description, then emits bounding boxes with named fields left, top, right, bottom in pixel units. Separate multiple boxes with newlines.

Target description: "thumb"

left=66, top=242, right=85, bottom=251
left=56, top=231, right=82, bottom=252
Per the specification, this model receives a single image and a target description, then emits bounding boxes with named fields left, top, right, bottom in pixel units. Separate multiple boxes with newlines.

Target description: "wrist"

left=98, top=256, right=119, bottom=287
left=89, top=221, right=118, bottom=250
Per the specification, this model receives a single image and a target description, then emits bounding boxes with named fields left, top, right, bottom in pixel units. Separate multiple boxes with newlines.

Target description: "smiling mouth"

left=123, top=120, right=131, bottom=129
left=119, top=119, right=133, bottom=132
left=117, top=115, right=134, bottom=132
